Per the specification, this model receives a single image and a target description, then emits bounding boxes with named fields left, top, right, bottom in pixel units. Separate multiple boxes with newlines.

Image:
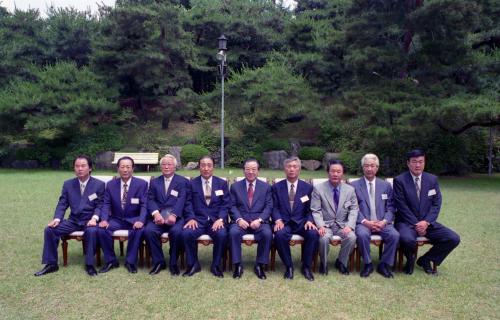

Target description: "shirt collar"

left=121, top=177, right=132, bottom=187
left=202, top=176, right=212, bottom=186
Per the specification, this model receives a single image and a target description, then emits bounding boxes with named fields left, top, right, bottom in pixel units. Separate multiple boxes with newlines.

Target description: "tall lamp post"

left=217, top=34, right=227, bottom=169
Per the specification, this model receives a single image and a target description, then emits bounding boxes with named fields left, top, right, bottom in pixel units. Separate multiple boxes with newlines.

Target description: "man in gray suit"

left=312, top=159, right=358, bottom=275
left=351, top=153, right=399, bottom=278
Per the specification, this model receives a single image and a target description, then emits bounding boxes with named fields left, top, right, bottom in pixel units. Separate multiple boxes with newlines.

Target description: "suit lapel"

left=374, top=178, right=384, bottom=220
left=324, top=182, right=336, bottom=214
left=281, top=181, right=292, bottom=213
left=358, top=179, right=371, bottom=211
left=337, top=183, right=348, bottom=212
left=405, top=172, right=420, bottom=212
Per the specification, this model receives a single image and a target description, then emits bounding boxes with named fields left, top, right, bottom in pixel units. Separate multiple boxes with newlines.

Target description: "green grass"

left=0, top=169, right=499, bottom=319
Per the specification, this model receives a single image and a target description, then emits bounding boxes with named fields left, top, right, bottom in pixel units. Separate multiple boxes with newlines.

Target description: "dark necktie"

left=333, top=187, right=339, bottom=211
left=415, top=177, right=420, bottom=200
left=289, top=183, right=295, bottom=209
left=248, top=182, right=254, bottom=206
left=121, top=183, right=128, bottom=210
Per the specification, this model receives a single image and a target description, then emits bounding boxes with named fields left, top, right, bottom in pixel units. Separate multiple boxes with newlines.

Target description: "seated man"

left=311, top=159, right=358, bottom=275
left=97, top=156, right=148, bottom=274
left=182, top=156, right=231, bottom=278
left=34, top=155, right=104, bottom=277
left=271, top=156, right=318, bottom=281
left=394, top=149, right=460, bottom=275
left=351, top=153, right=399, bottom=278
left=229, top=158, right=273, bottom=279
left=144, top=154, right=190, bottom=276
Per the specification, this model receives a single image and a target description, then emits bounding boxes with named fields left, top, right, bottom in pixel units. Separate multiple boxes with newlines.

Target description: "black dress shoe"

left=301, top=266, right=314, bottom=281
left=376, top=263, right=394, bottom=278
left=85, top=265, right=98, bottom=276
left=210, top=265, right=224, bottom=278
left=335, top=259, right=349, bottom=275
left=417, top=256, right=437, bottom=275
left=232, top=264, right=243, bottom=279
left=284, top=266, right=294, bottom=279
left=99, top=261, right=119, bottom=273
left=125, top=262, right=137, bottom=274
left=169, top=264, right=180, bottom=276
left=182, top=262, right=201, bottom=277
left=360, top=263, right=374, bottom=278
left=319, top=263, right=328, bottom=275
left=149, top=262, right=166, bottom=275
left=34, top=264, right=59, bottom=277
left=254, top=264, right=267, bottom=280
left=404, top=255, right=415, bottom=275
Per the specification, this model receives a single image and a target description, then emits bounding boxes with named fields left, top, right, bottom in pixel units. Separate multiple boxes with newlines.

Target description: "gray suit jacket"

left=311, top=181, right=358, bottom=230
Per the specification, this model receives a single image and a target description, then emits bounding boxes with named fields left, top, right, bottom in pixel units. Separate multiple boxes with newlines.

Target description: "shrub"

left=180, top=144, right=210, bottom=164
left=299, top=146, right=325, bottom=161
left=226, top=141, right=263, bottom=168
left=260, top=139, right=290, bottom=152
left=339, top=150, right=365, bottom=175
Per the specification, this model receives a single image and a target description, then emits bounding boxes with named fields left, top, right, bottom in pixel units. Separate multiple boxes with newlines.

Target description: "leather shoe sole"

left=86, top=265, right=98, bottom=276
left=182, top=263, right=201, bottom=277
left=125, top=263, right=137, bottom=274
left=232, top=265, right=243, bottom=279
left=34, top=264, right=59, bottom=277
left=376, top=265, right=394, bottom=278
left=301, top=267, right=314, bottom=281
left=149, top=263, right=166, bottom=275
left=254, top=265, right=267, bottom=280
left=417, top=257, right=437, bottom=275
left=99, top=262, right=119, bottom=273
left=360, top=264, right=374, bottom=278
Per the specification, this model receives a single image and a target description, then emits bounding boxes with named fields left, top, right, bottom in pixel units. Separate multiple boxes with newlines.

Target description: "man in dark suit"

left=97, top=156, right=148, bottom=274
left=394, top=149, right=460, bottom=275
left=351, top=153, right=399, bottom=278
left=229, top=158, right=273, bottom=279
left=34, top=155, right=104, bottom=277
left=144, top=154, right=189, bottom=276
left=182, top=156, right=231, bottom=277
left=271, top=156, right=318, bottom=281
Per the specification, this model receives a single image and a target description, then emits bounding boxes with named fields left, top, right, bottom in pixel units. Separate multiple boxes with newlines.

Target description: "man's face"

left=199, top=158, right=214, bottom=180
left=362, top=158, right=379, bottom=181
left=118, top=159, right=134, bottom=181
left=328, top=164, right=344, bottom=186
left=244, top=161, right=259, bottom=182
left=284, top=160, right=301, bottom=181
left=160, top=158, right=176, bottom=177
left=407, top=156, right=425, bottom=176
left=74, top=158, right=91, bottom=181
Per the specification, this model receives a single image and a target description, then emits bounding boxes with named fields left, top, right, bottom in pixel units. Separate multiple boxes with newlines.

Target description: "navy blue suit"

left=41, top=176, right=104, bottom=266
left=271, top=179, right=319, bottom=269
left=97, top=177, right=148, bottom=265
left=144, top=174, right=189, bottom=267
left=183, top=176, right=231, bottom=269
left=351, top=177, right=399, bottom=266
left=229, top=179, right=273, bottom=265
left=394, top=171, right=460, bottom=265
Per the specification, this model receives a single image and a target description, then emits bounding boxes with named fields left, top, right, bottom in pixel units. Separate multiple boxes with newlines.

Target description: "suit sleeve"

left=93, top=181, right=105, bottom=217
left=230, top=185, right=242, bottom=222
left=383, top=183, right=395, bottom=223
left=305, top=185, right=314, bottom=223
left=271, top=185, right=282, bottom=222
left=346, top=189, right=359, bottom=230
left=217, top=181, right=231, bottom=221
left=259, top=186, right=273, bottom=222
left=311, top=187, right=325, bottom=228
left=422, top=178, right=442, bottom=225
left=147, top=179, right=160, bottom=214
left=393, top=177, right=419, bottom=225
left=138, top=182, right=148, bottom=223
left=100, top=186, right=112, bottom=222
left=53, top=181, right=70, bottom=220
left=353, top=184, right=366, bottom=224
left=183, top=183, right=195, bottom=222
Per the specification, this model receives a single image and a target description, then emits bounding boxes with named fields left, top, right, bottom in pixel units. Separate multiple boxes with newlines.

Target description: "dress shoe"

left=335, top=259, right=349, bottom=275
left=232, top=264, right=243, bottom=278
left=169, top=264, right=180, bottom=276
left=417, top=256, right=437, bottom=275
left=360, top=263, right=374, bottom=278
left=301, top=266, right=314, bottom=281
left=319, top=263, right=328, bottom=275
left=182, top=262, right=201, bottom=277
left=210, top=265, right=224, bottom=278
left=85, top=265, right=98, bottom=276
left=376, top=263, right=394, bottom=278
left=99, top=261, right=119, bottom=273
left=284, top=266, right=294, bottom=280
left=254, top=264, right=267, bottom=280
left=34, top=264, right=59, bottom=277
left=125, top=262, right=137, bottom=274
left=404, top=255, right=415, bottom=275
left=149, top=262, right=166, bottom=275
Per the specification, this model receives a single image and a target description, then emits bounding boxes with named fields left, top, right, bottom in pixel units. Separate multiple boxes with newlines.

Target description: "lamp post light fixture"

left=217, top=34, right=227, bottom=169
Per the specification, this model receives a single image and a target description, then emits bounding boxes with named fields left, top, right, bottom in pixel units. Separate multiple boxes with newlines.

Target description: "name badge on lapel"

left=170, top=190, right=179, bottom=197
left=381, top=194, right=388, bottom=200
left=300, top=195, right=309, bottom=203
left=88, top=193, right=97, bottom=201
left=215, top=190, right=224, bottom=196
left=428, top=189, right=437, bottom=196
left=131, top=198, right=139, bottom=204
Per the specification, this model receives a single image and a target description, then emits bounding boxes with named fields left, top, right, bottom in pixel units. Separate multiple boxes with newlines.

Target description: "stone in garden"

left=302, top=160, right=321, bottom=171
left=263, top=150, right=288, bottom=169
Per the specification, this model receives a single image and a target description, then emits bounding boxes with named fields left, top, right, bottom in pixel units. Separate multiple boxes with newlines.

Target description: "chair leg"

left=270, top=244, right=276, bottom=271
left=96, top=247, right=101, bottom=266
left=120, top=241, right=125, bottom=256
left=139, top=242, right=145, bottom=267
left=378, top=243, right=384, bottom=260
left=62, top=239, right=69, bottom=267
left=355, top=247, right=361, bottom=271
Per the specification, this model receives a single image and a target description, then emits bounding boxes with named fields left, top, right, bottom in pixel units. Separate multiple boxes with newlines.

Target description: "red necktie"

left=247, top=182, right=254, bottom=206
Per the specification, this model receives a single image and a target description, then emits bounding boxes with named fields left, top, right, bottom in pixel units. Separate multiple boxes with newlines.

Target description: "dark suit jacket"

left=230, top=179, right=272, bottom=223
left=351, top=177, right=394, bottom=224
left=184, top=176, right=231, bottom=223
left=54, top=176, right=105, bottom=226
left=394, top=171, right=442, bottom=226
left=271, top=179, right=313, bottom=225
left=100, top=176, right=148, bottom=224
left=147, top=174, right=190, bottom=219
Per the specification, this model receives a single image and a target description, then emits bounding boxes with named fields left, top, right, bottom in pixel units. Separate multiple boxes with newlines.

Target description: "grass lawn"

left=0, top=169, right=498, bottom=319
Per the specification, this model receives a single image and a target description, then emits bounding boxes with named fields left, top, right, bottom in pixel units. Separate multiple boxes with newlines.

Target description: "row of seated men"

left=34, top=150, right=460, bottom=281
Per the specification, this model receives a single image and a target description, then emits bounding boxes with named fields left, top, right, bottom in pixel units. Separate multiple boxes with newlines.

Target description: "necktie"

left=333, top=187, right=339, bottom=212
left=289, top=183, right=295, bottom=209
left=369, top=182, right=377, bottom=221
left=248, top=182, right=254, bottom=206
left=204, top=180, right=211, bottom=205
left=121, top=183, right=128, bottom=209
left=415, top=177, right=420, bottom=200
left=80, top=183, right=85, bottom=196
left=165, top=178, right=171, bottom=195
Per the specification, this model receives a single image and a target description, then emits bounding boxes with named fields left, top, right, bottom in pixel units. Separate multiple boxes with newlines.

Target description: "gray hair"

left=159, top=154, right=178, bottom=167
left=361, top=153, right=379, bottom=167
left=284, top=156, right=301, bottom=167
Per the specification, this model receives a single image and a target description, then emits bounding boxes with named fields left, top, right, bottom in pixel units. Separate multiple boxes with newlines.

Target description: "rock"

left=289, top=139, right=300, bottom=156
left=184, top=161, right=198, bottom=170
left=322, top=152, right=341, bottom=169
left=302, top=160, right=321, bottom=171
left=168, top=146, right=182, bottom=169
left=263, top=150, right=288, bottom=169
left=94, top=151, right=114, bottom=170
left=11, top=160, right=39, bottom=169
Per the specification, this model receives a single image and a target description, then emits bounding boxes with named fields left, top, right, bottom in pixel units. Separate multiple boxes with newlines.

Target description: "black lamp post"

left=217, top=35, right=227, bottom=169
